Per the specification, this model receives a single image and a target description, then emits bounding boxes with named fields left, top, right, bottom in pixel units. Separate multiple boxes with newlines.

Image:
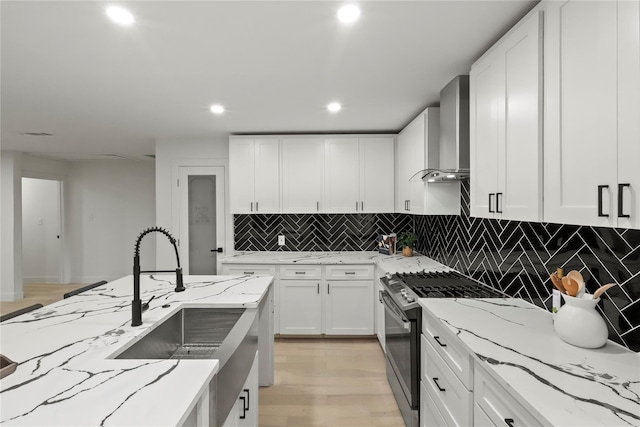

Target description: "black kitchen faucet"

left=132, top=226, right=185, bottom=326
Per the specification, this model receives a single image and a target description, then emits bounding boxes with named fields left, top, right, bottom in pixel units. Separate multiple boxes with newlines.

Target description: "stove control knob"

left=400, top=289, right=407, bottom=296
left=406, top=295, right=415, bottom=303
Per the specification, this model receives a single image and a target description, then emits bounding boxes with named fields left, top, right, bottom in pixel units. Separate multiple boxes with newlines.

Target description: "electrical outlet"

left=278, top=235, right=285, bottom=246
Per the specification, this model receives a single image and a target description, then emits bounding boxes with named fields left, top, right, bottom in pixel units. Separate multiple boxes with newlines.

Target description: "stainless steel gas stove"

left=380, top=270, right=503, bottom=427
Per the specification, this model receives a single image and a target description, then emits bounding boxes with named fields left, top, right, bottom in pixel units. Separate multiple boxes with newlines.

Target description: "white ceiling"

left=1, top=0, right=538, bottom=160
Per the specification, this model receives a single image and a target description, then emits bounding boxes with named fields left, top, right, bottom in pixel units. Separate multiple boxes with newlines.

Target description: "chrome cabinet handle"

left=618, top=183, right=631, bottom=218
left=598, top=185, right=609, bottom=217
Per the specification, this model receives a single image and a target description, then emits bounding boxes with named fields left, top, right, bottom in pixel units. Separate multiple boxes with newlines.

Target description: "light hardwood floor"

left=0, top=283, right=88, bottom=316
left=260, top=338, right=404, bottom=427
left=1, top=284, right=405, bottom=427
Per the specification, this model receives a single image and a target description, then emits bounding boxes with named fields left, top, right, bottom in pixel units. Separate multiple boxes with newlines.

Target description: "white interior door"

left=178, top=166, right=225, bottom=275
left=21, top=178, right=62, bottom=283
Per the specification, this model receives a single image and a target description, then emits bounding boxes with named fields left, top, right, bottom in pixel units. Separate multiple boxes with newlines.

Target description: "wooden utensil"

left=562, top=276, right=579, bottom=297
left=550, top=272, right=566, bottom=294
left=593, top=283, right=617, bottom=299
left=567, top=270, right=585, bottom=294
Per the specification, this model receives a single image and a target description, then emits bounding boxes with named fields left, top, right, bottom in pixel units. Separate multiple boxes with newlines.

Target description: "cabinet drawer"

left=421, top=381, right=448, bottom=427
left=221, top=265, right=276, bottom=276
left=280, top=265, right=322, bottom=280
left=474, top=362, right=543, bottom=427
left=325, top=265, right=373, bottom=280
left=423, top=337, right=472, bottom=427
left=473, top=402, right=496, bottom=427
left=422, top=308, right=473, bottom=389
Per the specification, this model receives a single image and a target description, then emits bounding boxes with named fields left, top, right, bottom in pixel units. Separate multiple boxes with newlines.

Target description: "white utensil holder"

left=554, top=293, right=608, bottom=348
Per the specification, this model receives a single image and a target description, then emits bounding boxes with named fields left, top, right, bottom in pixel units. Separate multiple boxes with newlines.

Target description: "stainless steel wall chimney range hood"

left=411, top=75, right=470, bottom=183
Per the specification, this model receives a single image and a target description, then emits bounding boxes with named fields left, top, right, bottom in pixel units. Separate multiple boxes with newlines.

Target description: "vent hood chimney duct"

left=411, top=75, right=470, bottom=183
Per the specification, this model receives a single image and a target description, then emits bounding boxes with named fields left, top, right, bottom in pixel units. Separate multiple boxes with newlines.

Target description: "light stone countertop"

left=419, top=298, right=640, bottom=427
left=0, top=274, right=273, bottom=426
left=221, top=251, right=452, bottom=274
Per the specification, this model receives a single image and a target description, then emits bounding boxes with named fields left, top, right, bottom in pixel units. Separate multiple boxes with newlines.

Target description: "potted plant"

left=397, top=231, right=417, bottom=257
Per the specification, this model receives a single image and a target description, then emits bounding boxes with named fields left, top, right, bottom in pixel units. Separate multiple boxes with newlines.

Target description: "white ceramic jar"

left=554, top=293, right=608, bottom=348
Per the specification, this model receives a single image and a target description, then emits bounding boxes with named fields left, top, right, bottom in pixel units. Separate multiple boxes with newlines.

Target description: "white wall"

left=1, top=152, right=23, bottom=300
left=22, top=178, right=61, bottom=283
left=66, top=160, right=156, bottom=283
left=155, top=138, right=230, bottom=269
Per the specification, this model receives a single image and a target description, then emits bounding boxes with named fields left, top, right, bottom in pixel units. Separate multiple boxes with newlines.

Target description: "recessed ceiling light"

left=327, top=102, right=342, bottom=113
left=106, top=6, right=135, bottom=26
left=337, top=4, right=361, bottom=24
left=210, top=104, right=225, bottom=114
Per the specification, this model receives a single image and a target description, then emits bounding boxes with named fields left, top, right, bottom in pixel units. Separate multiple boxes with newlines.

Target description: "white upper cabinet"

left=281, top=137, right=324, bottom=213
left=359, top=137, right=395, bottom=213
left=324, top=136, right=395, bottom=213
left=395, top=108, right=458, bottom=215
left=470, top=10, right=543, bottom=221
left=229, top=137, right=280, bottom=214
left=544, top=0, right=639, bottom=228
left=324, top=138, right=361, bottom=213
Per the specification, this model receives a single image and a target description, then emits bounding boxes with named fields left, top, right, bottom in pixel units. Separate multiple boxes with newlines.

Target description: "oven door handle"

left=382, top=292, right=411, bottom=327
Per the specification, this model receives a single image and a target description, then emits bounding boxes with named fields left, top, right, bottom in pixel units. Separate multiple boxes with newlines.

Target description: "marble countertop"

left=0, top=274, right=273, bottom=426
left=419, top=298, right=640, bottom=426
left=221, top=251, right=451, bottom=274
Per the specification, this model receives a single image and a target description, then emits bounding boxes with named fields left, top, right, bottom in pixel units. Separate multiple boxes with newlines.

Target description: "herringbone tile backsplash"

left=233, top=182, right=640, bottom=351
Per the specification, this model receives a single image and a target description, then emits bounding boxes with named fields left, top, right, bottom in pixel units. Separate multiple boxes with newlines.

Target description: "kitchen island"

left=419, top=298, right=640, bottom=426
left=0, top=274, right=274, bottom=427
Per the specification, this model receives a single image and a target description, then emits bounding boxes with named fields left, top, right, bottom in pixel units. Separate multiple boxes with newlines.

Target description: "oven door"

left=382, top=290, right=419, bottom=408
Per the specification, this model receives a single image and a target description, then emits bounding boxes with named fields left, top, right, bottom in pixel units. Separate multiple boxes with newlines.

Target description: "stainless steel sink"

left=114, top=307, right=258, bottom=427
left=115, top=307, right=246, bottom=360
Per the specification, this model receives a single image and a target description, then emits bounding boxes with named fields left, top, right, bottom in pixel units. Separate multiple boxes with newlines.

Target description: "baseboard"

left=1, top=291, right=25, bottom=301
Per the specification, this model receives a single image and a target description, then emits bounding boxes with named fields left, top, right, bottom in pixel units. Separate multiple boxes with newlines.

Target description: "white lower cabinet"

left=375, top=270, right=385, bottom=351
left=421, top=381, right=448, bottom=427
left=222, top=351, right=259, bottom=427
left=473, top=362, right=542, bottom=427
left=422, top=336, right=472, bottom=427
left=279, top=265, right=374, bottom=336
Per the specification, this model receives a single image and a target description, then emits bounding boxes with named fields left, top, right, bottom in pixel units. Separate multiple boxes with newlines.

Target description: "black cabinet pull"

left=243, top=389, right=250, bottom=411
left=504, top=418, right=515, bottom=427
left=243, top=272, right=254, bottom=275
left=434, top=336, right=447, bottom=347
left=618, top=183, right=631, bottom=218
left=317, top=283, right=319, bottom=294
left=489, top=193, right=495, bottom=213
left=250, top=202, right=253, bottom=212
left=432, top=377, right=446, bottom=392
left=328, top=283, right=331, bottom=294
left=295, top=271, right=306, bottom=275
left=239, top=396, right=246, bottom=419
left=345, top=271, right=356, bottom=275
left=598, top=185, right=609, bottom=217
left=496, top=192, right=503, bottom=213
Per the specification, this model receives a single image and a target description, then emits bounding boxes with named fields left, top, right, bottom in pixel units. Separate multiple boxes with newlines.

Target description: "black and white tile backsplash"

left=233, top=182, right=640, bottom=351
left=234, top=213, right=412, bottom=252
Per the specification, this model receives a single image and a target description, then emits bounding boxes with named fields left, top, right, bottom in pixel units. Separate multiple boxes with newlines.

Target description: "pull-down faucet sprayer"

left=132, top=227, right=185, bottom=326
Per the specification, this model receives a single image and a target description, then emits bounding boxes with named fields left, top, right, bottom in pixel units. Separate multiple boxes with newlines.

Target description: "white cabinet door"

left=544, top=1, right=618, bottom=227
left=501, top=11, right=543, bottom=222
left=229, top=137, right=279, bottom=214
left=324, top=138, right=360, bottom=213
left=396, top=112, right=426, bottom=214
left=229, top=138, right=255, bottom=214
left=324, top=280, right=374, bottom=335
left=360, top=137, right=395, bottom=213
left=279, top=280, right=322, bottom=334
left=281, top=138, right=324, bottom=213
left=470, top=11, right=542, bottom=221
left=617, top=0, right=640, bottom=229
left=254, top=139, right=280, bottom=214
